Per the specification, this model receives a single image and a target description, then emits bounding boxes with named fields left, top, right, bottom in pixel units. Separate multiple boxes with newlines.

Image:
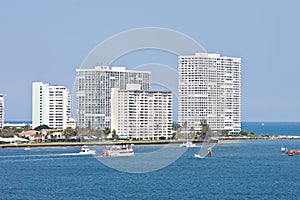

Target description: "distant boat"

left=281, top=145, right=286, bottom=153
left=78, top=145, right=96, bottom=155
left=24, top=147, right=31, bottom=151
left=101, top=144, right=134, bottom=157
left=180, top=123, right=198, bottom=148
left=180, top=141, right=197, bottom=148
left=261, top=123, right=265, bottom=126
left=286, top=149, right=300, bottom=156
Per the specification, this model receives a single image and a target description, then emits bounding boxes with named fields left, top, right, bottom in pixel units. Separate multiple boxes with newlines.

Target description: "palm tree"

left=111, top=129, right=118, bottom=140
left=199, top=119, right=210, bottom=140
left=102, top=127, right=111, bottom=139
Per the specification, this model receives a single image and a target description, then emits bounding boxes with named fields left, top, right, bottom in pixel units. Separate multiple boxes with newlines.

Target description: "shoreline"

left=1, top=136, right=300, bottom=148
left=219, top=135, right=300, bottom=140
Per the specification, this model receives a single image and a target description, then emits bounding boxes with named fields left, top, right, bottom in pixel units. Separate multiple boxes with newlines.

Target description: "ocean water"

left=242, top=122, right=300, bottom=136
left=0, top=140, right=299, bottom=200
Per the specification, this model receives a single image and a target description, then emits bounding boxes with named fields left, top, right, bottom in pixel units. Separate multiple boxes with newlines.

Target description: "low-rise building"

left=19, top=130, right=39, bottom=142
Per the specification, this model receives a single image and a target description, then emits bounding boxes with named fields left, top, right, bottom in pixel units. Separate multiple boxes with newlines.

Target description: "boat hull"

left=78, top=150, right=96, bottom=155
left=101, top=145, right=135, bottom=157
left=79, top=146, right=96, bottom=155
left=105, top=150, right=134, bottom=157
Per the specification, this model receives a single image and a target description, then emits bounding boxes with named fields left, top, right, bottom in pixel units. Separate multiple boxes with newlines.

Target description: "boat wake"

left=0, top=152, right=90, bottom=160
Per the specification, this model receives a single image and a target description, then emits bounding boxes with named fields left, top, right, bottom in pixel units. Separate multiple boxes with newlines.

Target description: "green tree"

left=240, top=130, right=248, bottom=136
left=24, top=124, right=32, bottom=131
left=34, top=124, right=51, bottom=131
left=200, top=119, right=209, bottom=133
left=172, top=123, right=181, bottom=131
left=249, top=132, right=256, bottom=137
left=111, top=129, right=118, bottom=140
left=103, top=127, right=111, bottom=138
left=172, top=122, right=181, bottom=140
left=63, top=127, right=77, bottom=139
left=0, top=126, right=22, bottom=137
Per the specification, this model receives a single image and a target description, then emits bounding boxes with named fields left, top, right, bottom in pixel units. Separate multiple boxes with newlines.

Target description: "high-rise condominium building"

left=178, top=53, right=241, bottom=135
left=32, top=82, right=71, bottom=130
left=0, top=93, right=4, bottom=129
left=111, top=89, right=173, bottom=140
left=75, top=66, right=150, bottom=129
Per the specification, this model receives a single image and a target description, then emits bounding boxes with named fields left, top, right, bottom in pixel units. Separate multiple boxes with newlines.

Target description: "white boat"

left=101, top=144, right=134, bottom=157
left=180, top=141, right=197, bottom=148
left=78, top=145, right=96, bottom=155
left=24, top=147, right=31, bottom=151
left=281, top=145, right=286, bottom=153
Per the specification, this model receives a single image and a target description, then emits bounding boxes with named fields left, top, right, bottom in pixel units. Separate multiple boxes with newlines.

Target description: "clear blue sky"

left=0, top=0, right=300, bottom=122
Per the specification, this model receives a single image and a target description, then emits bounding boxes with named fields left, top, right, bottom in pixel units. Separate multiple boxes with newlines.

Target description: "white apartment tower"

left=0, top=94, right=4, bottom=129
left=75, top=66, right=150, bottom=129
left=32, top=82, right=71, bottom=130
left=111, top=89, right=173, bottom=140
left=178, top=53, right=241, bottom=135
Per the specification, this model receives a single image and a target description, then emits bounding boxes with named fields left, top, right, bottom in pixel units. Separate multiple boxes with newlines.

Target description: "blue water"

left=242, top=122, right=300, bottom=136
left=0, top=140, right=300, bottom=199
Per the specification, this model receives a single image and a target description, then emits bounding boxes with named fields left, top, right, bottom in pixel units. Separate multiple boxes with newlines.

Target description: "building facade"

left=75, top=66, right=150, bottom=129
left=111, top=89, right=173, bottom=140
left=32, top=82, right=71, bottom=130
left=0, top=94, right=4, bottom=129
left=178, top=53, right=241, bottom=135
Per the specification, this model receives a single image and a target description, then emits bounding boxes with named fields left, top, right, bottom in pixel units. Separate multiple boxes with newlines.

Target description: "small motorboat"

left=78, top=145, right=96, bottom=155
left=281, top=145, right=286, bottom=153
left=24, top=147, right=31, bottom=151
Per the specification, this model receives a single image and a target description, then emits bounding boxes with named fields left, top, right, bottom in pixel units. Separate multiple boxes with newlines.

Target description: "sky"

left=0, top=0, right=300, bottom=122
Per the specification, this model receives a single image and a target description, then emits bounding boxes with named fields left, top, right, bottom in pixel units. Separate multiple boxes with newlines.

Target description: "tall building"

left=75, top=66, right=150, bottom=129
left=32, top=82, right=71, bottom=130
left=0, top=93, right=4, bottom=129
left=178, top=53, right=241, bottom=135
left=111, top=89, right=173, bottom=140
